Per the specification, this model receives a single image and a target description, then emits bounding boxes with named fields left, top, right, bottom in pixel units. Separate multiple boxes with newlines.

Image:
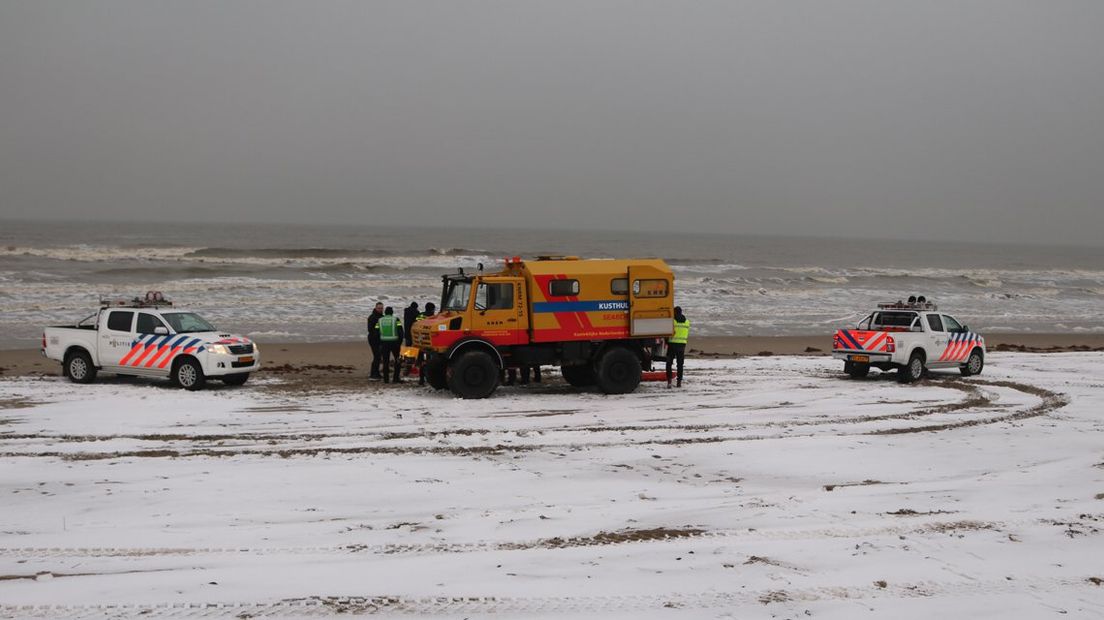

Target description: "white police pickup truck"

left=832, top=298, right=985, bottom=383
left=42, top=292, right=260, bottom=390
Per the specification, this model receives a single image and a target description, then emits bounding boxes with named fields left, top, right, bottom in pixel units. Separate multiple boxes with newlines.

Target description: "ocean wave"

left=0, top=244, right=200, bottom=262
left=185, top=247, right=392, bottom=259
left=667, top=258, right=735, bottom=266
left=805, top=276, right=850, bottom=285
left=429, top=247, right=488, bottom=256
left=93, top=265, right=286, bottom=277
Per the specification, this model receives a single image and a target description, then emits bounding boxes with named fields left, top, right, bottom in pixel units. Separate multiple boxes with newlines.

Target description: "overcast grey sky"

left=1, top=1, right=1102, bottom=245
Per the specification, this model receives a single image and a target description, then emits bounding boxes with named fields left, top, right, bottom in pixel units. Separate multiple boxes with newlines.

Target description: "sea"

left=2, top=219, right=1103, bottom=349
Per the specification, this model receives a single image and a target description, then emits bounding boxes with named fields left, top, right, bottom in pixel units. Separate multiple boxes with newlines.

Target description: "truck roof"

left=510, top=257, right=671, bottom=276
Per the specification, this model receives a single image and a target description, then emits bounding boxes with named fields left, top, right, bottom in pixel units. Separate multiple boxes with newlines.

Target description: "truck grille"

left=229, top=344, right=254, bottom=355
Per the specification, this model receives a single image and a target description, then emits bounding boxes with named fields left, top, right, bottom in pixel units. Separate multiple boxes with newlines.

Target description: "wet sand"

left=3, top=333, right=1104, bottom=379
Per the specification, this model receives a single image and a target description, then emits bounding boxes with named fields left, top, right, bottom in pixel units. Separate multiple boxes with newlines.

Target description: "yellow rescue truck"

left=411, top=256, right=675, bottom=398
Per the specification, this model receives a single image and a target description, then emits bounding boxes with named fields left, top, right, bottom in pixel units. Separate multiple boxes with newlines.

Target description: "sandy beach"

left=3, top=333, right=1104, bottom=381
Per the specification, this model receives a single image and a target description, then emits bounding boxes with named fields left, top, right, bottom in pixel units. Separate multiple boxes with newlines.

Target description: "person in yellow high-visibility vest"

left=666, top=306, right=690, bottom=388
left=375, top=307, right=404, bottom=383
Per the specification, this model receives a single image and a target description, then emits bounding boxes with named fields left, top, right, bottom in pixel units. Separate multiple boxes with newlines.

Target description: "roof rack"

left=99, top=291, right=174, bottom=309
left=878, top=299, right=937, bottom=311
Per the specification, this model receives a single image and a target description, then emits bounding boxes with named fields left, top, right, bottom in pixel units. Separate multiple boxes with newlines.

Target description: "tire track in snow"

left=0, top=379, right=1066, bottom=460
left=0, top=518, right=1011, bottom=559
left=1, top=576, right=1096, bottom=618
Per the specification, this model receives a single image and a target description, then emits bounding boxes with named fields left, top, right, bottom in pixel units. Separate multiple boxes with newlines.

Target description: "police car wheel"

left=447, top=351, right=499, bottom=399
left=220, top=373, right=249, bottom=386
left=898, top=353, right=925, bottom=384
left=595, top=347, right=642, bottom=395
left=846, top=362, right=870, bottom=379
left=173, top=358, right=206, bottom=391
left=65, top=350, right=97, bottom=384
left=562, top=364, right=596, bottom=387
left=960, top=350, right=984, bottom=377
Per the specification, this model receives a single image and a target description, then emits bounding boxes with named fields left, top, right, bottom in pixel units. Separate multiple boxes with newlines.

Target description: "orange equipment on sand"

left=401, top=345, right=421, bottom=376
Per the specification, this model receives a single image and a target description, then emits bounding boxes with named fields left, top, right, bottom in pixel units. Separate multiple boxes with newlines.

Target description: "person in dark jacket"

left=366, top=302, right=384, bottom=379
left=403, top=302, right=420, bottom=347
left=417, top=302, right=437, bottom=385
left=666, top=306, right=690, bottom=388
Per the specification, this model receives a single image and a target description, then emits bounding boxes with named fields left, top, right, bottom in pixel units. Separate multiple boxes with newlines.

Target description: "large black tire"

left=220, top=373, right=250, bottom=386
left=846, top=362, right=870, bottom=379
left=447, top=350, right=499, bottom=399
left=594, top=347, right=642, bottom=395
left=960, top=349, right=984, bottom=377
left=173, top=357, right=207, bottom=391
left=562, top=364, right=596, bottom=387
left=424, top=356, right=448, bottom=390
left=897, top=351, right=925, bottom=384
left=65, top=349, right=97, bottom=384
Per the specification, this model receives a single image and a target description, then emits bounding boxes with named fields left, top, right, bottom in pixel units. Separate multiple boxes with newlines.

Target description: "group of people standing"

left=366, top=301, right=435, bottom=383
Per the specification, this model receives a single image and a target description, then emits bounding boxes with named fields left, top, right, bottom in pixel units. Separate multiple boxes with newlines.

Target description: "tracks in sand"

left=0, top=375, right=1070, bottom=460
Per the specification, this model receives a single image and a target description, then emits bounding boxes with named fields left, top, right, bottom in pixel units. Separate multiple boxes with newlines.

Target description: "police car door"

left=98, top=309, right=136, bottom=368
left=924, top=313, right=952, bottom=367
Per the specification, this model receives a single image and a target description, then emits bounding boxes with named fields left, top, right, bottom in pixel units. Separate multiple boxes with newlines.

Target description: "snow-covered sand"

left=1, top=354, right=1102, bottom=618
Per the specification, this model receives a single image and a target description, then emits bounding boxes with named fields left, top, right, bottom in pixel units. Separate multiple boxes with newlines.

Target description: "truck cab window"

left=475, top=283, right=514, bottom=311
left=611, top=278, right=629, bottom=295
left=137, top=313, right=167, bottom=334
left=927, top=314, right=945, bottom=332
left=942, top=315, right=963, bottom=332
left=106, top=311, right=134, bottom=332
left=873, top=311, right=916, bottom=330
left=443, top=281, right=472, bottom=311
left=161, top=312, right=216, bottom=333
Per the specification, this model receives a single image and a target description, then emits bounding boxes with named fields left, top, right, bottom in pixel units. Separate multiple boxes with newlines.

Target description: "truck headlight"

left=207, top=344, right=230, bottom=355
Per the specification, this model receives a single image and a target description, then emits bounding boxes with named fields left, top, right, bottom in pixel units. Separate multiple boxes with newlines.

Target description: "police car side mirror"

left=154, top=326, right=169, bottom=335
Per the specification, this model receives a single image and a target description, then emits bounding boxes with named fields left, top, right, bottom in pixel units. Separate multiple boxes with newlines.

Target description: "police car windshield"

left=443, top=281, right=472, bottom=311
left=161, top=312, right=216, bottom=333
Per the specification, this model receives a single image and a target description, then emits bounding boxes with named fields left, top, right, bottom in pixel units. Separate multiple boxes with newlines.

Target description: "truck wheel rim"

left=969, top=355, right=982, bottom=373
left=609, top=361, right=628, bottom=382
left=179, top=365, right=196, bottom=386
left=910, top=359, right=922, bottom=378
left=70, top=358, right=86, bottom=379
left=463, top=366, right=486, bottom=386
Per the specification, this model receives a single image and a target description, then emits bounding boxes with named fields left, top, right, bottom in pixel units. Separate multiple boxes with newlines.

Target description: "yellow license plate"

left=238, top=356, right=254, bottom=364
left=850, top=354, right=870, bottom=363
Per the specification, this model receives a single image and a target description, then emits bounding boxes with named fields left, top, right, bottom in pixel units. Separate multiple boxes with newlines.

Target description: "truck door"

left=627, top=265, right=674, bottom=337
left=471, top=277, right=528, bottom=345
left=98, top=310, right=136, bottom=368
left=925, top=313, right=951, bottom=367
